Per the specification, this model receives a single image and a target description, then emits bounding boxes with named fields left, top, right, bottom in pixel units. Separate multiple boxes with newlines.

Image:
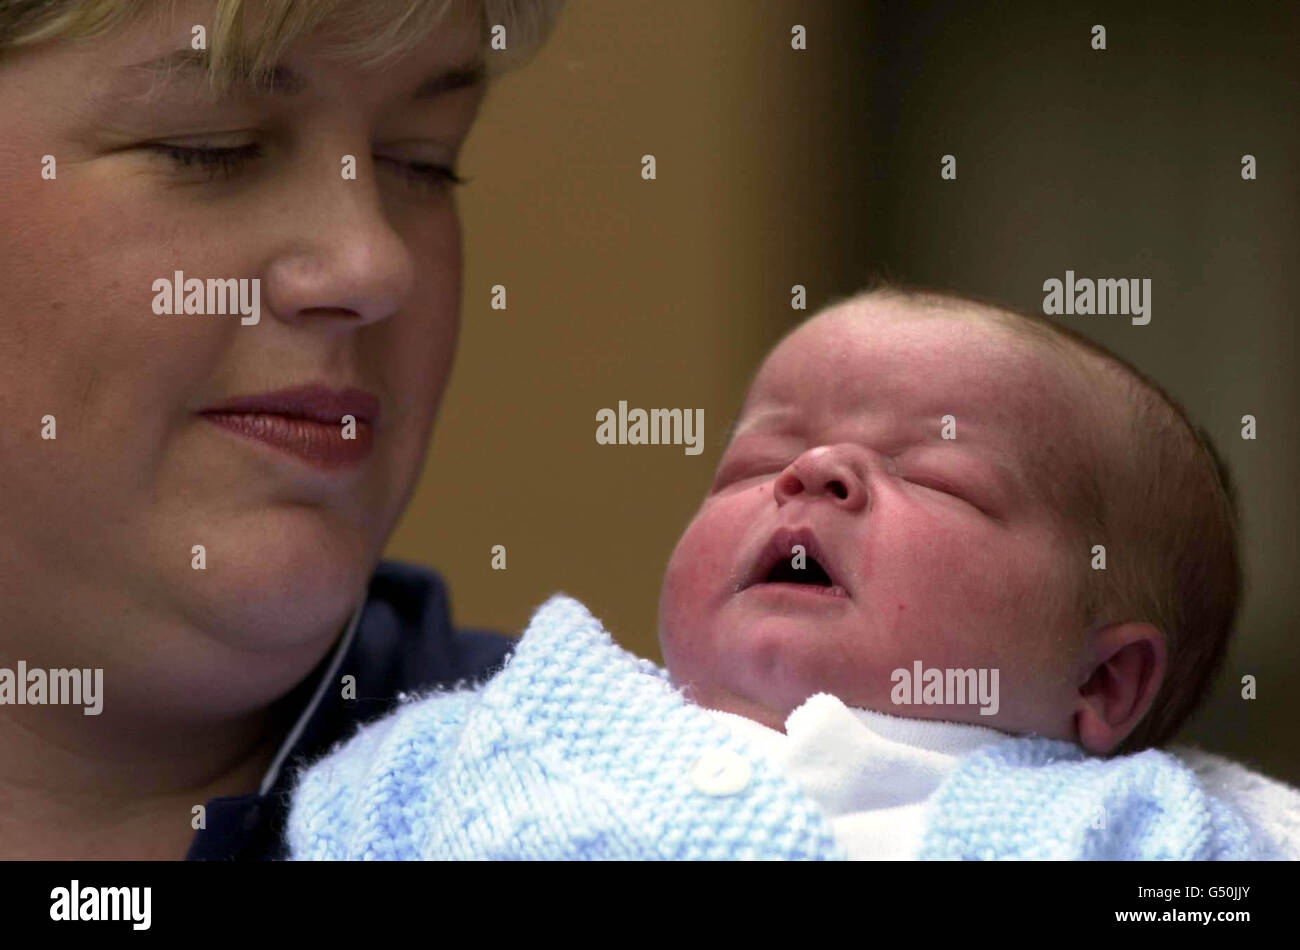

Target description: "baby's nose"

left=772, top=445, right=869, bottom=510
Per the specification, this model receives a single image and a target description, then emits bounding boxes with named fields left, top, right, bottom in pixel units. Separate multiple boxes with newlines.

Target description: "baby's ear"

left=1074, top=622, right=1167, bottom=755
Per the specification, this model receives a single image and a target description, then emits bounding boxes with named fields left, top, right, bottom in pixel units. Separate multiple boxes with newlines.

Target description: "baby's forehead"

left=731, top=303, right=1106, bottom=500
left=741, top=305, right=1068, bottom=429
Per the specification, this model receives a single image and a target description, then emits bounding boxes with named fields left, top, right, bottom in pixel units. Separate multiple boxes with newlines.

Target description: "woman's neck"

left=0, top=686, right=297, bottom=859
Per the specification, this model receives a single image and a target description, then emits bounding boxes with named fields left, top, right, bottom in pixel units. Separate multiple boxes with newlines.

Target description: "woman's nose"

left=259, top=156, right=418, bottom=330
left=772, top=445, right=871, bottom=511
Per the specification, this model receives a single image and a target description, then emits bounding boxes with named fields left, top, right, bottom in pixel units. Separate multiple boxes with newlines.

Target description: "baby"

left=287, top=286, right=1294, bottom=860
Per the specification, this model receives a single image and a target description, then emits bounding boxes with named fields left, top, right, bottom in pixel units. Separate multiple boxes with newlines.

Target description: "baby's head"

left=658, top=286, right=1239, bottom=754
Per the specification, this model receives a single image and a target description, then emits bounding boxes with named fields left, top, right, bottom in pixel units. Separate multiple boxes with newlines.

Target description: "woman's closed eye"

left=146, top=139, right=467, bottom=192
left=146, top=140, right=262, bottom=179
left=373, top=155, right=468, bottom=192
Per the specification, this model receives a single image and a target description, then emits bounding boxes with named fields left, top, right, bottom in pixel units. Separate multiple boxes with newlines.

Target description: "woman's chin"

left=157, top=515, right=376, bottom=653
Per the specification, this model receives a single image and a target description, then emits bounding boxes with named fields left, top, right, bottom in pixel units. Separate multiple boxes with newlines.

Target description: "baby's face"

left=659, top=303, right=1096, bottom=738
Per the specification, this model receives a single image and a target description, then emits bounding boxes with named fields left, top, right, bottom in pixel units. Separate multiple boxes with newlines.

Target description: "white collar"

left=706, top=692, right=1007, bottom=760
left=706, top=693, right=1009, bottom=827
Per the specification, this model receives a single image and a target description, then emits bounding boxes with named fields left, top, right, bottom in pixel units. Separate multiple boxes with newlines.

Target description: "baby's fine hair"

left=830, top=281, right=1241, bottom=754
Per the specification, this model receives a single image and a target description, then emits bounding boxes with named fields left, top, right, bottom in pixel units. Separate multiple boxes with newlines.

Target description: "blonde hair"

left=0, top=0, right=565, bottom=86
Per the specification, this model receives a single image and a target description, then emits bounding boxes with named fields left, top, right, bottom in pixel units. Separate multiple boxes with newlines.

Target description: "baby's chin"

left=665, top=632, right=1023, bottom=735
left=660, top=601, right=1068, bottom=737
left=663, top=645, right=878, bottom=731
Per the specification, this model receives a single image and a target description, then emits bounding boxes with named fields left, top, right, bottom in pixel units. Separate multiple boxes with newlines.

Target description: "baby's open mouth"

left=763, top=556, right=834, bottom=586
left=741, top=527, right=850, bottom=598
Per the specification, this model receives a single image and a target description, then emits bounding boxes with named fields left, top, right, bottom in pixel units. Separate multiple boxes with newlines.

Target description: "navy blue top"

left=185, top=561, right=516, bottom=860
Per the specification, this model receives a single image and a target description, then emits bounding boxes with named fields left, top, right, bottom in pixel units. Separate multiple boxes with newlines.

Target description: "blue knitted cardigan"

left=286, top=595, right=1273, bottom=860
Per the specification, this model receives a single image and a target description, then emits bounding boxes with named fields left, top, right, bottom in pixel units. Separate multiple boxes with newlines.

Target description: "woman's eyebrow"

left=116, top=48, right=302, bottom=98
left=412, top=62, right=487, bottom=99
left=109, top=48, right=485, bottom=102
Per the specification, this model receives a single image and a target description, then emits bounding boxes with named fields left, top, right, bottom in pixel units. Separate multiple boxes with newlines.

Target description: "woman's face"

left=0, top=2, right=486, bottom=672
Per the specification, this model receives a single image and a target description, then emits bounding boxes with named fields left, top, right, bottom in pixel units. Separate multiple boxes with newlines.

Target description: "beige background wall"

left=386, top=1, right=1299, bottom=782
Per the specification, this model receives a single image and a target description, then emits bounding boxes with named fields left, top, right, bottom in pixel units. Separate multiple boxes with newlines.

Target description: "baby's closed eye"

left=900, top=472, right=995, bottom=517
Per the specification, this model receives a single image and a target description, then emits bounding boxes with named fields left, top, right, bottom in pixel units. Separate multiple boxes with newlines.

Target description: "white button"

left=690, top=748, right=752, bottom=796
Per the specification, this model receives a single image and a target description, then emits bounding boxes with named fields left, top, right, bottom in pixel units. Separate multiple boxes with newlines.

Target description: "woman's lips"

left=199, top=384, right=380, bottom=470
left=201, top=412, right=373, bottom=469
left=201, top=385, right=381, bottom=424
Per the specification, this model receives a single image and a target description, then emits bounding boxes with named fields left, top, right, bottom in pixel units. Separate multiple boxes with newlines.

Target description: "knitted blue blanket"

left=286, top=595, right=1274, bottom=860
